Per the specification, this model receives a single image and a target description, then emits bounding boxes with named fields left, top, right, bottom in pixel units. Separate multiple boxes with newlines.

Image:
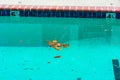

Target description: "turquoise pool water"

left=0, top=17, right=120, bottom=80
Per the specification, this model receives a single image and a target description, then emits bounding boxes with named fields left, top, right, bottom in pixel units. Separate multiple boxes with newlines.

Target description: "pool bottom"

left=0, top=40, right=118, bottom=80
left=0, top=17, right=119, bottom=80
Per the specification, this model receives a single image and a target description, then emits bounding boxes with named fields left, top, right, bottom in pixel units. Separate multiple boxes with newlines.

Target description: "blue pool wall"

left=0, top=9, right=120, bottom=19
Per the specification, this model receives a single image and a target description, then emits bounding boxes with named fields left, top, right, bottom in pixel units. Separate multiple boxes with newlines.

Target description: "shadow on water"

left=0, top=24, right=112, bottom=47
left=0, top=23, right=70, bottom=47
left=0, top=17, right=120, bottom=47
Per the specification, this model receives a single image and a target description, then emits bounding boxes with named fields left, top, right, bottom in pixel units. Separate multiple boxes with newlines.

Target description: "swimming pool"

left=0, top=16, right=120, bottom=80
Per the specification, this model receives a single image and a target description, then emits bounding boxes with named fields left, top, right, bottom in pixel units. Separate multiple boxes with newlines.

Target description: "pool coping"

left=0, top=5, right=120, bottom=12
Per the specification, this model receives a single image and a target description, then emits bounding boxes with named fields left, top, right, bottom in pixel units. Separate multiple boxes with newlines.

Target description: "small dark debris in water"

left=77, top=77, right=81, bottom=80
left=94, top=71, right=97, bottom=74
left=71, top=69, right=74, bottom=72
left=54, top=56, right=61, bottom=58
left=24, top=68, right=28, bottom=70
left=24, top=60, right=28, bottom=62
left=24, top=68, right=34, bottom=70
left=30, top=68, right=34, bottom=70
left=48, top=62, right=51, bottom=64
left=22, top=63, right=26, bottom=65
